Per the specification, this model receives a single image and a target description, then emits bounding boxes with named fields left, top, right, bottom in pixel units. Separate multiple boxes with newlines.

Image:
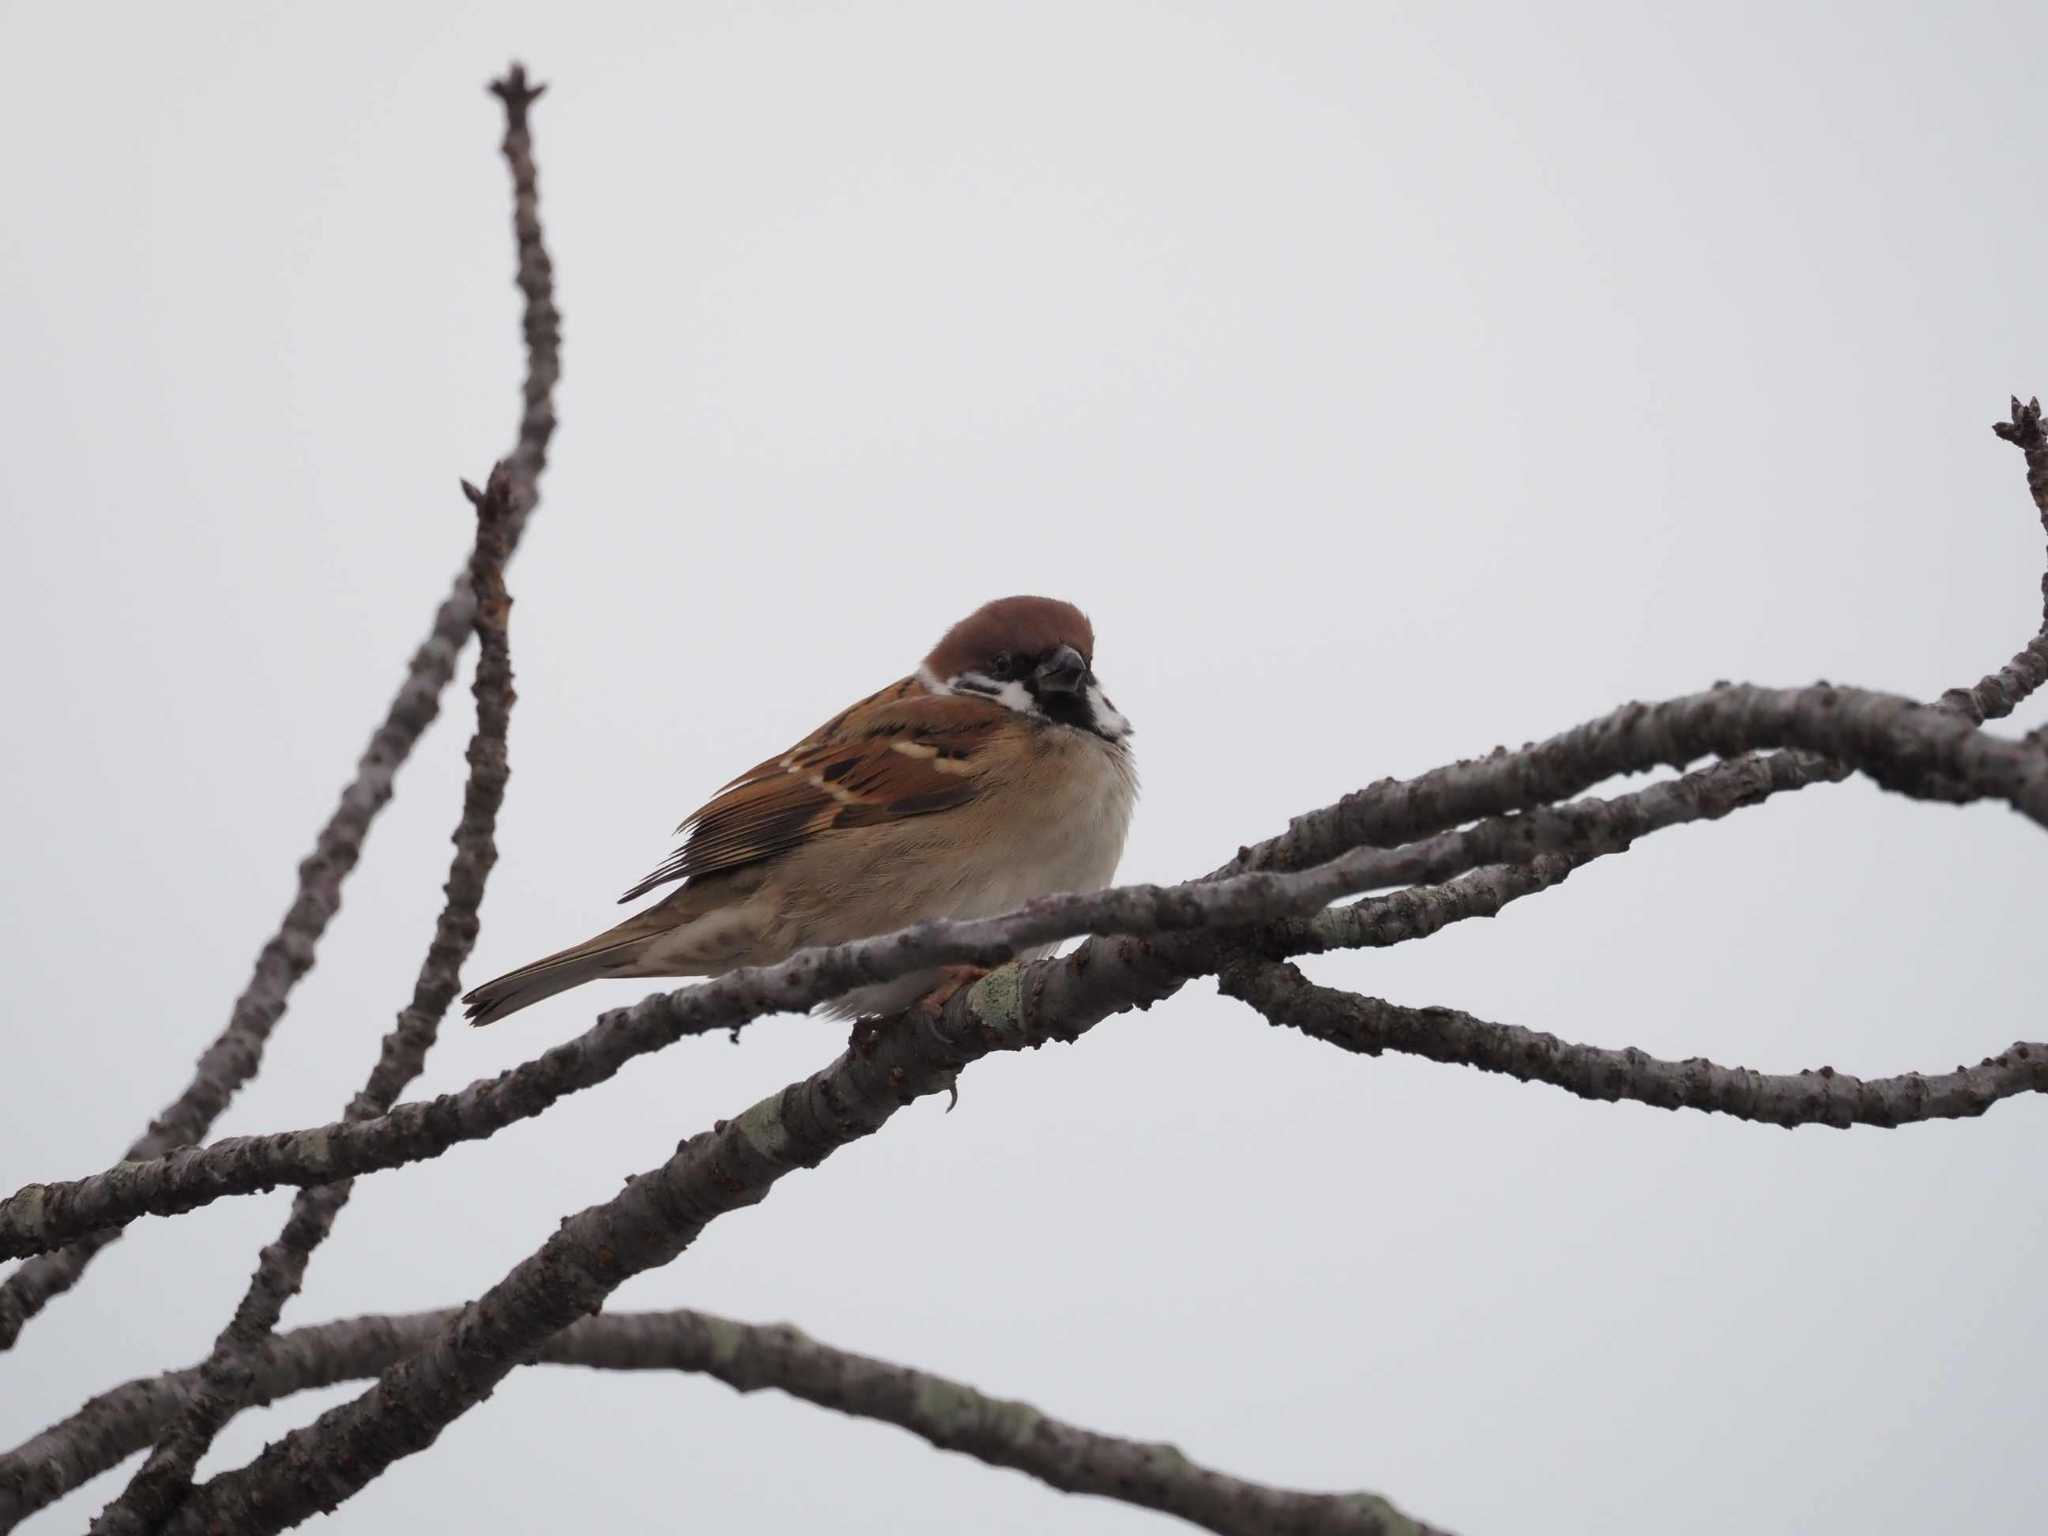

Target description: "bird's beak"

left=1034, top=645, right=1088, bottom=695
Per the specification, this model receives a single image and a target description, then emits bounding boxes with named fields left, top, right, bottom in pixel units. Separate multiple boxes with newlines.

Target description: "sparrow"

left=463, top=595, right=1137, bottom=1026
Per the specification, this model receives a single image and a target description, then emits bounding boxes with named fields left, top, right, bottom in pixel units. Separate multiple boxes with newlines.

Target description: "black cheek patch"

left=1036, top=692, right=1093, bottom=731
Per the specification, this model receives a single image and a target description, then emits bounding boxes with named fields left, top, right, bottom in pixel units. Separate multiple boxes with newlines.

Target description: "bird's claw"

left=916, top=965, right=990, bottom=1021
left=917, top=968, right=985, bottom=1112
left=845, top=970, right=983, bottom=1095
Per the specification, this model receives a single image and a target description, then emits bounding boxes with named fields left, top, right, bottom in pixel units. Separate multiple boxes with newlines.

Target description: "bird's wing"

left=618, top=679, right=1008, bottom=903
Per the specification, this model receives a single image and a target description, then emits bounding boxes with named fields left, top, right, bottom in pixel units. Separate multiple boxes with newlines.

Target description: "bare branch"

left=89, top=467, right=521, bottom=1535
left=971, top=750, right=1845, bottom=1077
left=1, top=1308, right=1443, bottom=1536
left=1221, top=403, right=2048, bottom=1107
left=8, top=29, right=2040, bottom=1533
left=1270, top=747, right=1835, bottom=956
left=1229, top=401, right=2048, bottom=882
left=10, top=376, right=2038, bottom=1526
left=1223, top=678, right=2044, bottom=889
left=20, top=390, right=2044, bottom=1263
left=1944, top=396, right=2048, bottom=722
left=7, top=681, right=2044, bottom=1260
left=1256, top=398, right=2048, bottom=893
left=488, top=63, right=560, bottom=506
left=16, top=397, right=2048, bottom=1504
left=0, top=605, right=472, bottom=1347
left=159, top=673, right=2048, bottom=1533
left=0, top=58, right=562, bottom=1353
left=0, top=834, right=1602, bottom=1255
left=1219, top=959, right=2048, bottom=1128
left=152, top=949, right=1347, bottom=1535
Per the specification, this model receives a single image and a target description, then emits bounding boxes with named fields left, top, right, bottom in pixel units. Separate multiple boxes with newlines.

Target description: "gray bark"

left=1, top=1308, right=1440, bottom=1536
left=0, top=61, right=562, bottom=1357
left=5, top=45, right=2044, bottom=1536
left=88, top=463, right=525, bottom=1534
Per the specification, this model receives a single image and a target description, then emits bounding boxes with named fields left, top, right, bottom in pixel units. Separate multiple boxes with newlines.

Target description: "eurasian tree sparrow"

left=463, top=595, right=1136, bottom=1025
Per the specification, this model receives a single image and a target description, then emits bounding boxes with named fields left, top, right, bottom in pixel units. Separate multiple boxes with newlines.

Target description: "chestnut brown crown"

left=924, top=596, right=1095, bottom=680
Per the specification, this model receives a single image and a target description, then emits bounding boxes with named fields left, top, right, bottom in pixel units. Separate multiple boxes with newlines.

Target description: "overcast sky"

left=4, top=3, right=2045, bottom=1533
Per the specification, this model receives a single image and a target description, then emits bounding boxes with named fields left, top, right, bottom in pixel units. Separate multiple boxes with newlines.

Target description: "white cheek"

left=991, top=678, right=1037, bottom=714
left=953, top=670, right=1041, bottom=715
left=1086, top=683, right=1131, bottom=739
left=917, top=664, right=952, bottom=695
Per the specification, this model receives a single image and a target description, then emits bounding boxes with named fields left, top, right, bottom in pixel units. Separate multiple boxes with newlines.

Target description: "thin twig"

left=490, top=63, right=559, bottom=510
left=1945, top=396, right=2048, bottom=721
left=1223, top=680, right=2033, bottom=885
left=1218, top=959, right=2048, bottom=1128
left=1268, top=748, right=1835, bottom=955
left=0, top=605, right=472, bottom=1347
left=88, top=468, right=520, bottom=1535
left=0, top=59, right=561, bottom=1354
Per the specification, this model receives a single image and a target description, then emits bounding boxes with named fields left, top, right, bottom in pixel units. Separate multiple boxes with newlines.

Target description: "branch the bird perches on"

left=3, top=59, right=2045, bottom=1536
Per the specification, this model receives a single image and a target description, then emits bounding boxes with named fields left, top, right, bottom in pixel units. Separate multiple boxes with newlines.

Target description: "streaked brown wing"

left=617, top=680, right=1002, bottom=903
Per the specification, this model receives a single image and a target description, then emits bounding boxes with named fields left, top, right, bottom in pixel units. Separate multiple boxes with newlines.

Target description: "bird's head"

left=921, top=595, right=1131, bottom=743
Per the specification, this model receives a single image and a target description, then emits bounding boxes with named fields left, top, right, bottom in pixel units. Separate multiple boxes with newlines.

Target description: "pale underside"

left=634, top=715, right=1138, bottom=1016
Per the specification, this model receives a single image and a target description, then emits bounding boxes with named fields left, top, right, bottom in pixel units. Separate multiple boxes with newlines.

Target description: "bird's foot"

left=916, top=964, right=991, bottom=1023
left=845, top=968, right=986, bottom=1106
left=917, top=967, right=988, bottom=1113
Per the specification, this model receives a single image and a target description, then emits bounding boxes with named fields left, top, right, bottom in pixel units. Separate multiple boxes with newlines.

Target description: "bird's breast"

left=752, top=726, right=1137, bottom=971
left=947, top=728, right=1137, bottom=918
left=756, top=728, right=1136, bottom=1017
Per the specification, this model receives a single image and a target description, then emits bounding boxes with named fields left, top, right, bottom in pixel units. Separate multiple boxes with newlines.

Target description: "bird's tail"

left=463, top=914, right=661, bottom=1026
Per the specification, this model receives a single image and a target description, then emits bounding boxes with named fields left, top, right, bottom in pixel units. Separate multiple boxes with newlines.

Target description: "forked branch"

left=5, top=48, right=2045, bottom=1536
left=0, top=58, right=562, bottom=1355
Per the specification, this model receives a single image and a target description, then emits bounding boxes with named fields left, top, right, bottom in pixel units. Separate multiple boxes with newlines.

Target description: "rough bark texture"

left=0, top=593, right=472, bottom=1348
left=152, top=955, right=1342, bottom=1533
left=5, top=50, right=2046, bottom=1536
left=1, top=832, right=1628, bottom=1254
left=88, top=465, right=522, bottom=1535
left=1220, top=959, right=2048, bottom=1128
left=1225, top=683, right=2046, bottom=887
left=11, top=680, right=2048, bottom=1261
left=0, top=1310, right=1440, bottom=1536
left=1943, top=396, right=2048, bottom=720
left=0, top=61, right=561, bottom=1355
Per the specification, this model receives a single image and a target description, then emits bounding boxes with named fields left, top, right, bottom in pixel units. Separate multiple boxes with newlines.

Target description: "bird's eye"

left=989, top=652, right=1016, bottom=680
